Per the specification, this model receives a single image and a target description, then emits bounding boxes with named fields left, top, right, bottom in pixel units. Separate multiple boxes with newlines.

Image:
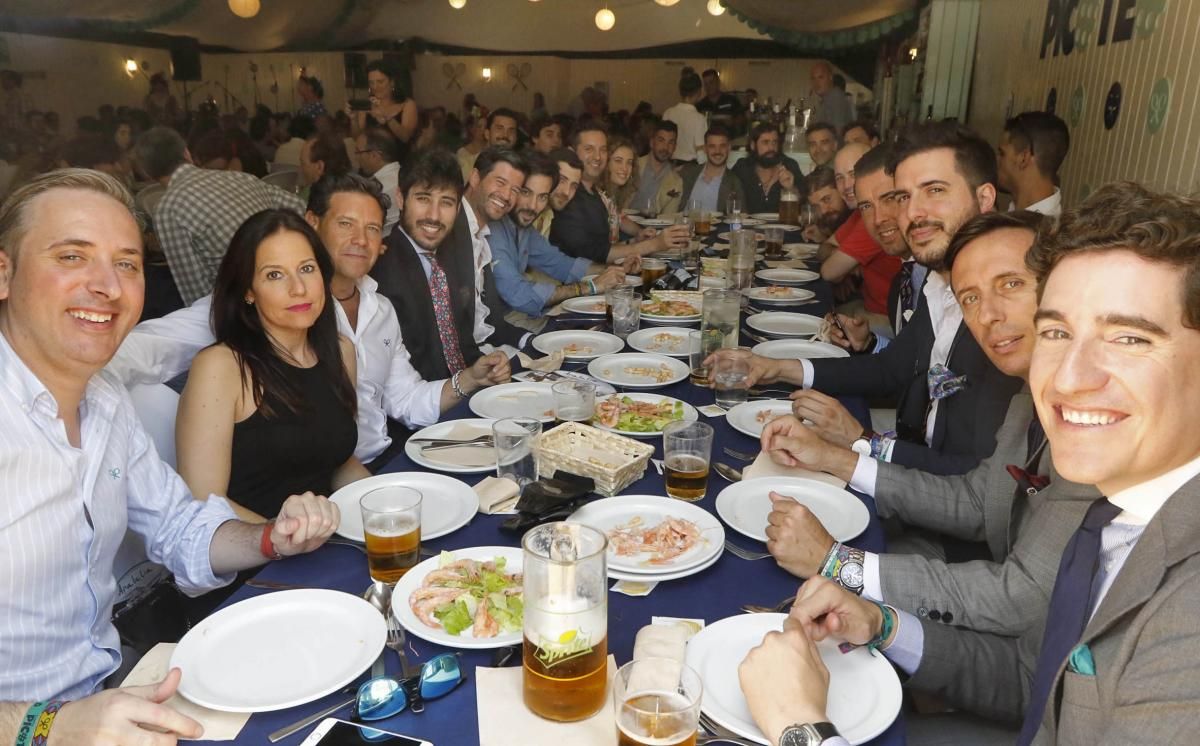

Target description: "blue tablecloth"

left=207, top=233, right=905, bottom=746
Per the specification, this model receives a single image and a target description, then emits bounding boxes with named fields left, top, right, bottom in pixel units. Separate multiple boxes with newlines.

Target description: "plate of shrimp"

left=568, top=495, right=725, bottom=578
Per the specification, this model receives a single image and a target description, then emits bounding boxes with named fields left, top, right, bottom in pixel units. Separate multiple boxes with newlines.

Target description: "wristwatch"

left=779, top=722, right=840, bottom=745
left=827, top=543, right=865, bottom=595
left=850, top=429, right=876, bottom=457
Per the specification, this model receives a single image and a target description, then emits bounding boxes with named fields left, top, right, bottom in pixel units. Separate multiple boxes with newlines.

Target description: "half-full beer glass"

left=522, top=522, right=609, bottom=721
left=360, top=486, right=422, bottom=584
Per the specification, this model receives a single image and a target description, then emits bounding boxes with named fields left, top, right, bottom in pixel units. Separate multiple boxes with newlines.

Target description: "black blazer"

left=370, top=219, right=482, bottom=381
left=811, top=298, right=1024, bottom=475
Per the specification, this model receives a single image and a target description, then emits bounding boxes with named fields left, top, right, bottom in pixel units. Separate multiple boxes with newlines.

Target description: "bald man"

left=810, top=61, right=855, bottom=135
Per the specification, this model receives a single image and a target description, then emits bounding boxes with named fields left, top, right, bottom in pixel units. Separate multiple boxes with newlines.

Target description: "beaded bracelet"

left=15, top=700, right=65, bottom=746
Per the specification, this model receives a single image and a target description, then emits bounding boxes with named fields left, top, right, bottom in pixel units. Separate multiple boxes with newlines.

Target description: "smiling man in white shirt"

left=0, top=169, right=337, bottom=744
left=737, top=182, right=1200, bottom=746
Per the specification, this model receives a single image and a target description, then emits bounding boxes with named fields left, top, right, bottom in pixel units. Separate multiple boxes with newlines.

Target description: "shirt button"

left=941, top=611, right=954, bottom=624
left=928, top=610, right=942, bottom=622
left=917, top=607, right=929, bottom=618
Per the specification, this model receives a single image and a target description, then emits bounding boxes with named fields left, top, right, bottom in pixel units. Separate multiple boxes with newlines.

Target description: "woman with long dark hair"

left=175, top=209, right=367, bottom=521
left=347, top=58, right=417, bottom=144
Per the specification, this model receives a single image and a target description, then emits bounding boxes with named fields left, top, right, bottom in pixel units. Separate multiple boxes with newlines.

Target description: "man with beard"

left=731, top=122, right=804, bottom=214
left=484, top=108, right=519, bottom=149
left=631, top=120, right=683, bottom=215
left=108, top=171, right=510, bottom=469
left=552, top=123, right=688, bottom=265
left=819, top=143, right=902, bottom=332
left=804, top=166, right=851, bottom=246
left=713, top=122, right=1023, bottom=478
left=533, top=148, right=582, bottom=238
left=678, top=125, right=745, bottom=214
left=805, top=122, right=840, bottom=170
left=490, top=151, right=627, bottom=325
left=842, top=119, right=881, bottom=148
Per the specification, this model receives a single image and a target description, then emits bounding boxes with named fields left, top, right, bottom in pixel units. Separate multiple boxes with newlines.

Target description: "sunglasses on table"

left=351, top=653, right=465, bottom=740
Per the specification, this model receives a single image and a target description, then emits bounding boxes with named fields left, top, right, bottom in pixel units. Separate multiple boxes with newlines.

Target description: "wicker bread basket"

left=537, top=422, right=655, bottom=496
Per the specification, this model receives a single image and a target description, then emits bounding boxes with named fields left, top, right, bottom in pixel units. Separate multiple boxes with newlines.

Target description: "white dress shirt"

left=371, top=161, right=401, bottom=236
left=662, top=101, right=708, bottom=163
left=1011, top=187, right=1062, bottom=217
left=105, top=278, right=445, bottom=463
left=0, top=331, right=237, bottom=700
left=460, top=198, right=499, bottom=346
left=402, top=223, right=498, bottom=354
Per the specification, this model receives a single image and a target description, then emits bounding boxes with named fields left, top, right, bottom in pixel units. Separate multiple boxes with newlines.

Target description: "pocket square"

left=1067, top=643, right=1096, bottom=676
left=927, top=363, right=968, bottom=400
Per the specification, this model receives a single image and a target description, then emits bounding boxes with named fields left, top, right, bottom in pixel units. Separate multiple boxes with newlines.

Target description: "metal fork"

left=723, top=541, right=772, bottom=561
left=386, top=618, right=423, bottom=712
left=698, top=712, right=759, bottom=745
left=741, top=595, right=797, bottom=615
left=722, top=446, right=757, bottom=461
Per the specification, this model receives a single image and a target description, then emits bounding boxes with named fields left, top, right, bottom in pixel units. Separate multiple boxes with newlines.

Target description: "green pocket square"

left=1068, top=643, right=1096, bottom=676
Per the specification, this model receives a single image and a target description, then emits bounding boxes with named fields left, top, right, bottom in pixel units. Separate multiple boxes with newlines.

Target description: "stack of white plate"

left=568, top=495, right=726, bottom=582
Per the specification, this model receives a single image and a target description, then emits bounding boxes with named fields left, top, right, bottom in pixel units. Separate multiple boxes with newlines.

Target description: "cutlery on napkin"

left=420, top=422, right=496, bottom=468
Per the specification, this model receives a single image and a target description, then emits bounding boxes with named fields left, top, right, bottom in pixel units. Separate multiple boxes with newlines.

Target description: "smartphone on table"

left=299, top=718, right=433, bottom=746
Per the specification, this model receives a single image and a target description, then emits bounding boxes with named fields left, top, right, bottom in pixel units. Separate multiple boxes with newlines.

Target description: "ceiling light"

left=707, top=0, right=725, bottom=15
left=655, top=0, right=681, bottom=6
left=595, top=7, right=616, bottom=30
left=448, top=0, right=467, bottom=8
left=125, top=58, right=139, bottom=73
left=482, top=67, right=492, bottom=81
left=227, top=0, right=261, bottom=18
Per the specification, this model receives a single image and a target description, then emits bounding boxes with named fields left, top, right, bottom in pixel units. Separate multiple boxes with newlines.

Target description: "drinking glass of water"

left=611, top=291, right=642, bottom=340
left=713, top=356, right=750, bottom=409
left=493, top=418, right=542, bottom=491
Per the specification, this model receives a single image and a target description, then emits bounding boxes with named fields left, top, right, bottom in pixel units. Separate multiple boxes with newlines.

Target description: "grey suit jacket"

left=677, top=162, right=746, bottom=214
left=875, top=388, right=1100, bottom=634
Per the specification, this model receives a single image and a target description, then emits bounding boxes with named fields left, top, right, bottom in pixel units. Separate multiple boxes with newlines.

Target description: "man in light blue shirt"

left=0, top=169, right=338, bottom=742
left=489, top=150, right=627, bottom=321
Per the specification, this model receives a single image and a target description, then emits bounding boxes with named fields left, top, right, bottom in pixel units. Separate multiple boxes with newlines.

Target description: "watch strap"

left=780, top=721, right=840, bottom=745
left=822, top=543, right=865, bottom=594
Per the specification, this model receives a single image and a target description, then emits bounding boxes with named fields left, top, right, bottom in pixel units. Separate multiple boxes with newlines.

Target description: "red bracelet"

left=260, top=521, right=281, bottom=560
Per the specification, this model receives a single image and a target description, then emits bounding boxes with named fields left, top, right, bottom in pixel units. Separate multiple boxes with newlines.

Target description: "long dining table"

left=203, top=225, right=907, bottom=746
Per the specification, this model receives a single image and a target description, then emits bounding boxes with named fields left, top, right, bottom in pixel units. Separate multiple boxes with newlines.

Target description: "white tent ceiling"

left=3, top=0, right=917, bottom=53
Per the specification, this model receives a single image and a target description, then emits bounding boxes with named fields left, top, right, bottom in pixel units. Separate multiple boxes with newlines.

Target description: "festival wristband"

left=869, top=430, right=897, bottom=460
left=818, top=542, right=842, bottom=579
left=867, top=604, right=897, bottom=651
left=15, top=700, right=65, bottom=746
left=260, top=521, right=281, bottom=560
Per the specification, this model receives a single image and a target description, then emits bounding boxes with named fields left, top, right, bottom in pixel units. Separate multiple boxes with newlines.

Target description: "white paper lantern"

left=707, top=0, right=726, bottom=16
left=595, top=8, right=616, bottom=30
left=448, top=0, right=467, bottom=8
left=655, top=0, right=681, bottom=6
left=227, top=0, right=260, bottom=18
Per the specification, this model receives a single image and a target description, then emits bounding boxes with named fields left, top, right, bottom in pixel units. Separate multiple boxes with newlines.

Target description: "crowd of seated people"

left=6, top=63, right=1200, bottom=746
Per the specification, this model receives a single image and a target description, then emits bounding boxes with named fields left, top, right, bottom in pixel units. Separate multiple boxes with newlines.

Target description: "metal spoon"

left=713, top=462, right=743, bottom=482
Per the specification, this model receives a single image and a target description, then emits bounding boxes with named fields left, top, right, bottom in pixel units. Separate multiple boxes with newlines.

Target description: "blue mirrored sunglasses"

left=351, top=653, right=465, bottom=740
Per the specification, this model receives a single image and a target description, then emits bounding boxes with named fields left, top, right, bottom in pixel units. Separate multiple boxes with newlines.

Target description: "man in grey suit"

left=762, top=210, right=1097, bottom=636
left=737, top=182, right=1200, bottom=746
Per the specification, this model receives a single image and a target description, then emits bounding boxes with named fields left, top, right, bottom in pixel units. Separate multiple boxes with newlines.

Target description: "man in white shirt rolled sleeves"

left=0, top=169, right=338, bottom=744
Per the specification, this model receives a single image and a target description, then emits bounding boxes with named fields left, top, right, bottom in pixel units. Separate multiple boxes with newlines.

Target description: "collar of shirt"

left=167, top=162, right=199, bottom=188
left=922, top=270, right=961, bottom=326
left=332, top=275, right=381, bottom=340
left=461, top=196, right=492, bottom=268
left=1108, top=452, right=1200, bottom=526
left=0, top=328, right=107, bottom=420
left=1025, top=187, right=1062, bottom=216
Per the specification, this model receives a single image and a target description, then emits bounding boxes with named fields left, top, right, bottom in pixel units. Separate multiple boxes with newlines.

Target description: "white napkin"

left=744, top=450, right=848, bottom=489
left=119, top=643, right=249, bottom=741
left=475, top=475, right=520, bottom=514
left=629, top=624, right=689, bottom=692
left=476, top=656, right=618, bottom=746
left=517, top=350, right=565, bottom=372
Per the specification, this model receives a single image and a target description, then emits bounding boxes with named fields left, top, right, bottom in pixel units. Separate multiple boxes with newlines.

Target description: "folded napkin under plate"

left=119, top=642, right=249, bottom=741
left=744, top=450, right=847, bottom=489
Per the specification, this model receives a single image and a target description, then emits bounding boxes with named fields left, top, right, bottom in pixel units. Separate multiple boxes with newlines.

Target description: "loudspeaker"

left=344, top=52, right=368, bottom=90
left=169, top=38, right=202, bottom=82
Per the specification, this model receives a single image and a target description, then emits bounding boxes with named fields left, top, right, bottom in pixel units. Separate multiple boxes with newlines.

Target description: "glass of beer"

left=552, top=380, right=596, bottom=426
left=763, top=226, right=786, bottom=259
left=359, top=486, right=422, bottom=584
left=614, top=658, right=703, bottom=746
left=688, top=328, right=723, bottom=386
left=663, top=421, right=714, bottom=501
left=641, top=258, right=668, bottom=293
left=523, top=522, right=609, bottom=722
left=779, top=185, right=801, bottom=226
left=494, top=417, right=542, bottom=491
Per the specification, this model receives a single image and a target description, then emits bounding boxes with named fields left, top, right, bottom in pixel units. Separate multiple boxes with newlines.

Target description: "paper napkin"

left=744, top=450, right=848, bottom=489
left=119, top=643, right=249, bottom=741
left=476, top=656, right=618, bottom=746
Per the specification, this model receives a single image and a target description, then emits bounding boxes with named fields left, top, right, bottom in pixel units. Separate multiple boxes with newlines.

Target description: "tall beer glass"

left=360, top=486, right=422, bottom=584
left=522, top=522, right=609, bottom=721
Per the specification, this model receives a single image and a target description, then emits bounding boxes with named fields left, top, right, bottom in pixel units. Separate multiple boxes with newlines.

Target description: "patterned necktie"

left=1017, top=498, right=1123, bottom=744
left=423, top=252, right=466, bottom=374
left=896, top=262, right=915, bottom=333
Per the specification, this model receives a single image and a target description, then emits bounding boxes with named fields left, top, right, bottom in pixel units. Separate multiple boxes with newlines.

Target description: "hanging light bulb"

left=227, top=0, right=261, bottom=18
left=595, top=7, right=616, bottom=30
left=707, top=0, right=725, bottom=15
left=125, top=58, right=139, bottom=73
left=448, top=0, right=467, bottom=8
left=482, top=67, right=493, bottom=81
left=654, top=0, right=681, bottom=6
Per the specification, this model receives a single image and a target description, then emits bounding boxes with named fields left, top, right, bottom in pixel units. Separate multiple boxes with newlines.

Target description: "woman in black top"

left=347, top=58, right=417, bottom=145
left=176, top=209, right=367, bottom=521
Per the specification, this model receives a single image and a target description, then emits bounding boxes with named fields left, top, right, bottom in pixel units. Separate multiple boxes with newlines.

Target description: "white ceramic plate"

left=608, top=543, right=723, bottom=582
left=560, top=296, right=607, bottom=316
left=587, top=353, right=690, bottom=390
left=745, top=311, right=824, bottom=338
left=631, top=216, right=674, bottom=228
left=581, top=273, right=642, bottom=288
left=404, top=418, right=497, bottom=474
left=391, top=546, right=523, bottom=650
left=686, top=614, right=902, bottom=744
left=725, top=399, right=794, bottom=439
left=785, top=242, right=820, bottom=257
left=593, top=392, right=699, bottom=439
left=715, top=476, right=869, bottom=543
left=568, top=495, right=724, bottom=575
left=755, top=268, right=820, bottom=285
left=737, top=217, right=766, bottom=227
left=749, top=212, right=778, bottom=221
left=625, top=327, right=692, bottom=357
left=744, top=286, right=816, bottom=306
left=752, top=339, right=849, bottom=360
left=757, top=223, right=794, bottom=231
left=469, top=382, right=557, bottom=422
left=171, top=590, right=385, bottom=712
left=641, top=299, right=702, bottom=325
left=330, top=472, right=479, bottom=542
left=532, top=330, right=624, bottom=362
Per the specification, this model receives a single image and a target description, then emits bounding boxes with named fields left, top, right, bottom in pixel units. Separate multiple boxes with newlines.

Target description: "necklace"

left=334, top=286, right=359, bottom=302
